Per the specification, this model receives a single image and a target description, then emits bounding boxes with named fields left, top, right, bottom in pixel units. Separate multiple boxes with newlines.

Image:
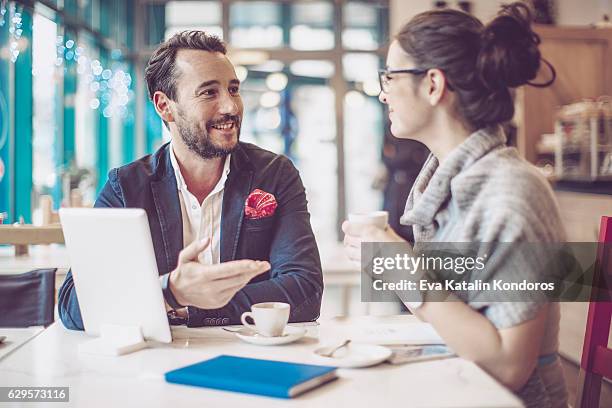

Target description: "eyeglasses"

left=378, top=68, right=429, bottom=93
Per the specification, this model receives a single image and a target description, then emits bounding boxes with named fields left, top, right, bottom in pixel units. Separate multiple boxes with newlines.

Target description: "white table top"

left=0, top=327, right=45, bottom=362
left=0, top=315, right=521, bottom=408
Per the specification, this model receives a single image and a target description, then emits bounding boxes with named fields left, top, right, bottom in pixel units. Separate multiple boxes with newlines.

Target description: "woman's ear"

left=153, top=91, right=175, bottom=123
left=425, top=69, right=448, bottom=106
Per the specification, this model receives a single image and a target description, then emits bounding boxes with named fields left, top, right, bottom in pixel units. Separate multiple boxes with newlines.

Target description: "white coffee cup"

left=348, top=210, right=389, bottom=230
left=240, top=302, right=290, bottom=337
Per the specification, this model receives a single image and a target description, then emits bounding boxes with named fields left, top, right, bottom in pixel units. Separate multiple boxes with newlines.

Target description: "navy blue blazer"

left=58, top=142, right=323, bottom=328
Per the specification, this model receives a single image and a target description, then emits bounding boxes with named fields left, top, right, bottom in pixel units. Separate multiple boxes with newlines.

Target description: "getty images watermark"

left=360, top=242, right=611, bottom=303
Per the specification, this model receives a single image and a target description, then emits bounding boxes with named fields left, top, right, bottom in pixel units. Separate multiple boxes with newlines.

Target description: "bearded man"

left=59, top=31, right=323, bottom=329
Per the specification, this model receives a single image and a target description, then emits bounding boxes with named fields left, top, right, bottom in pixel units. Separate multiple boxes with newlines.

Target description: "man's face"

left=170, top=49, right=243, bottom=159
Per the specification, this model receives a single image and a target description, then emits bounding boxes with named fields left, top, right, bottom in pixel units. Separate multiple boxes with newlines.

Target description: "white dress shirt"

left=169, top=143, right=231, bottom=265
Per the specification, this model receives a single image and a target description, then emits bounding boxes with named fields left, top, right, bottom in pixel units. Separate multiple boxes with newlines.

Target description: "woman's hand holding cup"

left=342, top=210, right=405, bottom=265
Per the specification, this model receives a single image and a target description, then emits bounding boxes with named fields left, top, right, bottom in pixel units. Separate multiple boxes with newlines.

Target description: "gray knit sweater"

left=400, top=127, right=568, bottom=408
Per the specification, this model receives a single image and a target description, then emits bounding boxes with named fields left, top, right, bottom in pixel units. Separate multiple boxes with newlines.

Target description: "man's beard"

left=175, top=110, right=241, bottom=159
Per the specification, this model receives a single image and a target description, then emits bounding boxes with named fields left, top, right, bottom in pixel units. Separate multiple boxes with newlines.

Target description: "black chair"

left=0, top=268, right=56, bottom=327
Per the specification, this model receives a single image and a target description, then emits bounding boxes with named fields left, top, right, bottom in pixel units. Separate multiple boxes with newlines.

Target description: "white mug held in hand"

left=240, top=302, right=290, bottom=337
left=348, top=210, right=389, bottom=230
left=345, top=211, right=390, bottom=266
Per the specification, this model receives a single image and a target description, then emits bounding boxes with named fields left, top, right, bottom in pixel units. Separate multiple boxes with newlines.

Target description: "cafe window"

left=230, top=2, right=283, bottom=48
left=289, top=60, right=335, bottom=79
left=165, top=1, right=223, bottom=40
left=74, top=32, right=99, bottom=204
left=290, top=2, right=334, bottom=51
left=344, top=92, right=384, bottom=216
left=0, top=1, right=11, bottom=221
left=292, top=84, right=337, bottom=240
left=32, top=11, right=61, bottom=220
left=343, top=53, right=380, bottom=83
left=343, top=2, right=385, bottom=50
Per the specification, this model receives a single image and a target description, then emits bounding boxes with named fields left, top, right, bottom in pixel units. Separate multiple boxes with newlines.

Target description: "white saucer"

left=313, top=343, right=392, bottom=368
left=234, top=326, right=307, bottom=346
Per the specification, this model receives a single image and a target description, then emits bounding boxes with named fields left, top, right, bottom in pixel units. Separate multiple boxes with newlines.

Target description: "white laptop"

left=59, top=208, right=172, bottom=344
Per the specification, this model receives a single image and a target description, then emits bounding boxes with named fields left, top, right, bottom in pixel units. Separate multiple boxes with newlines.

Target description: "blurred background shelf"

left=515, top=26, right=612, bottom=164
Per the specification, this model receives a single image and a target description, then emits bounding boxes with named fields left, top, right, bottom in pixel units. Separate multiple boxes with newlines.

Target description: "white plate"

left=235, top=326, right=307, bottom=346
left=313, top=343, right=392, bottom=368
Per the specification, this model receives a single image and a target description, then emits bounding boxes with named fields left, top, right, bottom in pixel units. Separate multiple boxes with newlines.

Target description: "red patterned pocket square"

left=244, top=189, right=277, bottom=219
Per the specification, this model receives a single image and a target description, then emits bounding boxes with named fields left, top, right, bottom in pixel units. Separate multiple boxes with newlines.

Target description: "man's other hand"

left=169, top=238, right=270, bottom=309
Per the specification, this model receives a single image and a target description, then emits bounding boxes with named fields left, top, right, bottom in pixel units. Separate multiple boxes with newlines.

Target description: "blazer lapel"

left=220, top=170, right=252, bottom=262
left=220, top=146, right=254, bottom=262
left=151, top=148, right=183, bottom=275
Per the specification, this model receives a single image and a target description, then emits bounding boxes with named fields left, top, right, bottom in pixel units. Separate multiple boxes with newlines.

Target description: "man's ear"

left=425, top=69, right=448, bottom=106
left=153, top=91, right=175, bottom=123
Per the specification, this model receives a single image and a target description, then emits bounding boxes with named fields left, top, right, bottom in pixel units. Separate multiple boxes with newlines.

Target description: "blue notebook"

left=165, top=355, right=338, bottom=399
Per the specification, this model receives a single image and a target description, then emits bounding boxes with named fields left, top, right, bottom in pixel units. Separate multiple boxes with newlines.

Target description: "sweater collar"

left=400, top=126, right=507, bottom=227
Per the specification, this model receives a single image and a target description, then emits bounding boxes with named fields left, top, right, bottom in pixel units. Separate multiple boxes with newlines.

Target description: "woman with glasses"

left=343, top=3, right=567, bottom=407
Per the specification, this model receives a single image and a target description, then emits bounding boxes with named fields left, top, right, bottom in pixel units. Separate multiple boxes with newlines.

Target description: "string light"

left=55, top=34, right=132, bottom=118
left=0, top=1, right=7, bottom=27
left=0, top=3, right=132, bottom=116
left=7, top=2, right=24, bottom=63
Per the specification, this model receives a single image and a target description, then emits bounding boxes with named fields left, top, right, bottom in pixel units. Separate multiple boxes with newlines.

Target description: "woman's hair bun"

left=477, top=3, right=542, bottom=90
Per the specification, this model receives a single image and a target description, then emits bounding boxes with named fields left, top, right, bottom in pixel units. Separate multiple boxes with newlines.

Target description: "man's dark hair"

left=145, top=30, right=227, bottom=102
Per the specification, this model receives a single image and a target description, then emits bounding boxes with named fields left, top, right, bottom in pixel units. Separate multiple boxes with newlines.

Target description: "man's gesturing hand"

left=169, top=238, right=270, bottom=310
